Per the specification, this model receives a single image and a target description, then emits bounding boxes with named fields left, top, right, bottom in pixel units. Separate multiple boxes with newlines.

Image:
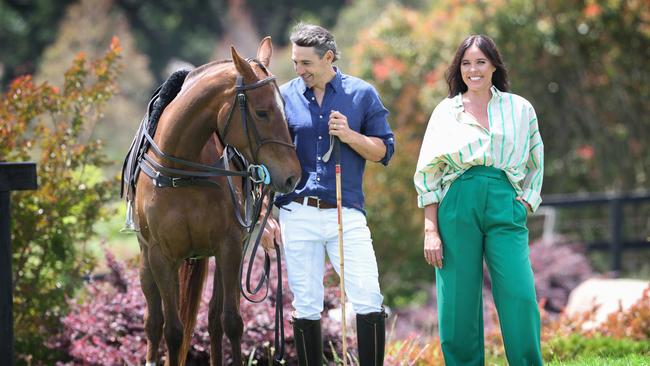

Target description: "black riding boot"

left=292, top=317, right=323, bottom=366
left=356, top=309, right=387, bottom=366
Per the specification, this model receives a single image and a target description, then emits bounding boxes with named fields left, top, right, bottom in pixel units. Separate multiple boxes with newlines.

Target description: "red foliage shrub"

left=49, top=250, right=351, bottom=365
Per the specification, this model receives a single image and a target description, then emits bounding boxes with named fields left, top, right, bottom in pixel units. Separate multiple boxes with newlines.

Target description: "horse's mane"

left=148, top=69, right=192, bottom=135
left=188, top=59, right=232, bottom=79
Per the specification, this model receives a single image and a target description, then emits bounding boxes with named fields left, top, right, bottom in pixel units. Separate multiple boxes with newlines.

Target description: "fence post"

left=0, top=162, right=38, bottom=366
left=609, top=197, right=623, bottom=276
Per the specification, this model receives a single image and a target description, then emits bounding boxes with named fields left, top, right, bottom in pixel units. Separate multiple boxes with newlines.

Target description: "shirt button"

left=317, top=177, right=321, bottom=181
left=317, top=156, right=321, bottom=161
left=311, top=97, right=315, bottom=100
left=318, top=136, right=322, bottom=140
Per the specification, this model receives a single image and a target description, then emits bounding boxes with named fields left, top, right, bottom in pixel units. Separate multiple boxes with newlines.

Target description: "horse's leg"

left=148, top=246, right=183, bottom=366
left=139, top=242, right=164, bottom=366
left=220, top=238, right=244, bottom=365
left=209, top=259, right=224, bottom=366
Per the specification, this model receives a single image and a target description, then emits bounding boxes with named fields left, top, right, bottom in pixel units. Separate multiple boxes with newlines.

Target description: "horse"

left=122, top=37, right=300, bottom=366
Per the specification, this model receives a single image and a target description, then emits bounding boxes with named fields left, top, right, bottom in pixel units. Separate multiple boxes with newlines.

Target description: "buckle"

left=248, top=164, right=271, bottom=185
left=171, top=177, right=180, bottom=187
left=153, top=171, right=161, bottom=187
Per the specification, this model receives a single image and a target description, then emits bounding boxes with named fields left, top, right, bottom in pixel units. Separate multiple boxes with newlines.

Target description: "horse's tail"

left=178, top=258, right=209, bottom=365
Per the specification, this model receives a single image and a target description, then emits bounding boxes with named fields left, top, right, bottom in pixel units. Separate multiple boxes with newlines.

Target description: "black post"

left=0, top=162, right=38, bottom=366
left=0, top=190, right=12, bottom=365
left=609, top=197, right=623, bottom=277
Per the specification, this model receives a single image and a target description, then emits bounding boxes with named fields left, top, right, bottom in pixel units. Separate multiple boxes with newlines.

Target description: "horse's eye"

left=255, top=110, right=268, bottom=119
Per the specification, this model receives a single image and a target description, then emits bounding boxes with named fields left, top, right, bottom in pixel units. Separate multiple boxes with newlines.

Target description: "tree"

left=0, top=0, right=76, bottom=87
left=1, top=0, right=348, bottom=87
left=486, top=0, right=650, bottom=193
left=37, top=0, right=154, bottom=165
left=0, top=38, right=122, bottom=364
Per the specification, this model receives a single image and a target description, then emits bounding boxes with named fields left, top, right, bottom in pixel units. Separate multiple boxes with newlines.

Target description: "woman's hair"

left=290, top=22, right=340, bottom=62
left=445, top=35, right=509, bottom=97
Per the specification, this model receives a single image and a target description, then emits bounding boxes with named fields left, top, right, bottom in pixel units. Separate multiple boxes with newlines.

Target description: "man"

left=263, top=23, right=395, bottom=366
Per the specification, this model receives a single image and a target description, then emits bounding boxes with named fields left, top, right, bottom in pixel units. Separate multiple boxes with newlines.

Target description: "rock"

left=565, top=278, right=650, bottom=329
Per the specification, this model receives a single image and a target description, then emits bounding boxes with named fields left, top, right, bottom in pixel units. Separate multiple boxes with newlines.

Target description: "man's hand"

left=261, top=216, right=283, bottom=252
left=328, top=110, right=354, bottom=143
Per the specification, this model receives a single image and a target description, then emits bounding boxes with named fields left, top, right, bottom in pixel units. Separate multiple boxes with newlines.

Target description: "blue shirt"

left=275, top=68, right=395, bottom=213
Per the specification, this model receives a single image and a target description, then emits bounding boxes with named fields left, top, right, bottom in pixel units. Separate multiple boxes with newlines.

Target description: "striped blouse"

left=414, top=86, right=544, bottom=212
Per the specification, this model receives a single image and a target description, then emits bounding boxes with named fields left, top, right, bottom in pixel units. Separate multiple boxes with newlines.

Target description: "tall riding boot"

left=356, top=309, right=387, bottom=366
left=292, top=317, right=323, bottom=366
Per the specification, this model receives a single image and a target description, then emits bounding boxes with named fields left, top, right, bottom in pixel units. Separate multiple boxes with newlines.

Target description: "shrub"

left=1, top=38, right=122, bottom=364
left=50, top=249, right=352, bottom=365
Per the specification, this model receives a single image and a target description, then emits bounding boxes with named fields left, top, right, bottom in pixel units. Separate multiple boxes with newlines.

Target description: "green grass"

left=546, top=354, right=650, bottom=365
left=85, top=200, right=139, bottom=272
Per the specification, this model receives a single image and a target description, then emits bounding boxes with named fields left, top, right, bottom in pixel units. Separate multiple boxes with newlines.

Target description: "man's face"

left=291, top=44, right=333, bottom=88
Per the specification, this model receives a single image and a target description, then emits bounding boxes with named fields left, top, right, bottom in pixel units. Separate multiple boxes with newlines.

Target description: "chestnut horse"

left=124, top=38, right=300, bottom=365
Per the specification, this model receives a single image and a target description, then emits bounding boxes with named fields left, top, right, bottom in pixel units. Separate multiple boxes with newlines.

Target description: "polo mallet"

left=334, top=136, right=348, bottom=365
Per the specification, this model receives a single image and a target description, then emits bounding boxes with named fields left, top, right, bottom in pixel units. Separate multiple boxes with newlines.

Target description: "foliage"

left=544, top=334, right=650, bottom=361
left=37, top=0, right=154, bottom=165
left=0, top=0, right=75, bottom=86
left=380, top=284, right=650, bottom=365
left=50, top=250, right=352, bottom=365
left=0, top=0, right=350, bottom=87
left=527, top=242, right=593, bottom=313
left=0, top=38, right=122, bottom=364
left=486, top=0, right=650, bottom=193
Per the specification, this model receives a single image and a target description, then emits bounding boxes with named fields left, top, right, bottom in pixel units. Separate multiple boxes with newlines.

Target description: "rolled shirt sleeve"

left=521, top=105, right=544, bottom=212
left=362, top=87, right=395, bottom=165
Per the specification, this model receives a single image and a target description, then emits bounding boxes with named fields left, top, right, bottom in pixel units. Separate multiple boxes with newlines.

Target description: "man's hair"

left=290, top=23, right=340, bottom=62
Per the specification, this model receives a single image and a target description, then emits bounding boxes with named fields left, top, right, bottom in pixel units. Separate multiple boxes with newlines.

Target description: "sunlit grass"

left=85, top=200, right=139, bottom=272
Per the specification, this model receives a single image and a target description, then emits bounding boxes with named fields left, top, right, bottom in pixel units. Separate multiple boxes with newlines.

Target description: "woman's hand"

left=516, top=197, right=532, bottom=212
left=424, top=231, right=444, bottom=268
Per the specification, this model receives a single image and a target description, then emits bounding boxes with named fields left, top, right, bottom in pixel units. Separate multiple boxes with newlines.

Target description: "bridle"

left=218, top=58, right=295, bottom=165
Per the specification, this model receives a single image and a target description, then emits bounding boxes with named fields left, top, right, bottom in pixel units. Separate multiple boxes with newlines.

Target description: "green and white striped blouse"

left=414, top=86, right=544, bottom=212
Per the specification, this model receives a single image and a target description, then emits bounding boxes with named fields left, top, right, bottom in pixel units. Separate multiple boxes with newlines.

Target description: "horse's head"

left=220, top=38, right=301, bottom=194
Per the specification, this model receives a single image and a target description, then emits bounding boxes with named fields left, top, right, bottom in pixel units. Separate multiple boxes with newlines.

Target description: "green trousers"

left=436, top=166, right=543, bottom=366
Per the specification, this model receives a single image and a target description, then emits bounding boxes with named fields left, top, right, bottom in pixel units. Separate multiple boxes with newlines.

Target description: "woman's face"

left=460, top=43, right=496, bottom=94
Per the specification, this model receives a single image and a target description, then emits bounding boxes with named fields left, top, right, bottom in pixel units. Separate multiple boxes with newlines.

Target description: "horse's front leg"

left=148, top=246, right=183, bottom=366
left=139, top=242, right=164, bottom=366
left=209, top=259, right=224, bottom=366
left=220, top=237, right=244, bottom=365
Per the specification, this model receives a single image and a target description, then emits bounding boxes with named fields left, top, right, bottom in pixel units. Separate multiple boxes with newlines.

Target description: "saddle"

left=120, top=69, right=191, bottom=205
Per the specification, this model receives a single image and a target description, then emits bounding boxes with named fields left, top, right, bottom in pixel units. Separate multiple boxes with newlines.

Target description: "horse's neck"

left=155, top=77, right=228, bottom=167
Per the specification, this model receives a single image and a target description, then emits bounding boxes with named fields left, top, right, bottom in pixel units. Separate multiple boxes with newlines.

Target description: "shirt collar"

left=451, top=85, right=503, bottom=109
left=451, top=85, right=503, bottom=121
left=490, top=85, right=502, bottom=99
left=298, top=66, right=342, bottom=96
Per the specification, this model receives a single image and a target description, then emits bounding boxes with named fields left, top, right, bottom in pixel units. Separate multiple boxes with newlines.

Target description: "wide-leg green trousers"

left=436, top=166, right=543, bottom=366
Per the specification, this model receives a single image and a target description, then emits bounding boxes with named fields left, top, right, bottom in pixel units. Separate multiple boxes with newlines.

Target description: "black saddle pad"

left=120, top=69, right=191, bottom=200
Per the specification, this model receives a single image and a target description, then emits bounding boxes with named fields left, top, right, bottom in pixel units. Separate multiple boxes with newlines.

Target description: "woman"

left=414, top=35, right=544, bottom=365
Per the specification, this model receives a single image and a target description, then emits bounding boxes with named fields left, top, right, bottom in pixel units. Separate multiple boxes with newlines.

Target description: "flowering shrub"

left=2, top=38, right=122, bottom=364
left=50, top=249, right=352, bottom=365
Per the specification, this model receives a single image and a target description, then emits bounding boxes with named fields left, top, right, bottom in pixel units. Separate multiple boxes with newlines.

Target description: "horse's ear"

left=256, top=36, right=273, bottom=67
left=231, top=46, right=256, bottom=80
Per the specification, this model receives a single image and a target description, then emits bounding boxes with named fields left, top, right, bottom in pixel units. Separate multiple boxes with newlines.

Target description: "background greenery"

left=1, top=0, right=648, bottom=364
